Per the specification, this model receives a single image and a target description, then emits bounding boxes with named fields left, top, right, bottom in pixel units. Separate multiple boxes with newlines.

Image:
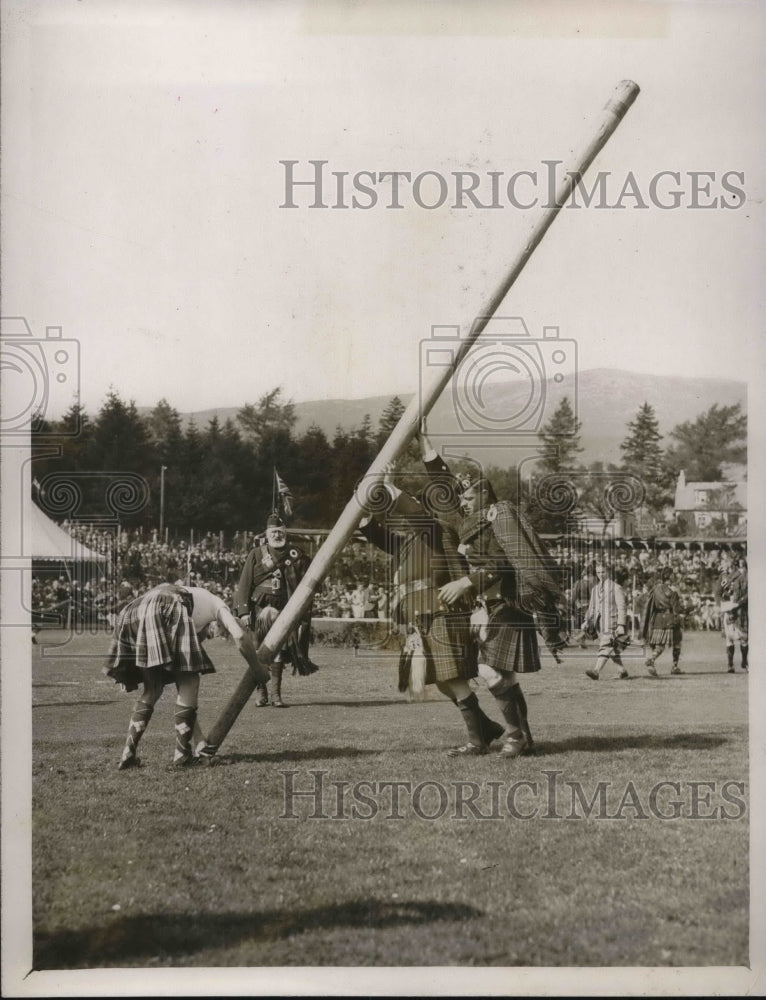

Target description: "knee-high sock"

left=121, top=701, right=154, bottom=763
left=740, top=644, right=748, bottom=669
left=456, top=693, right=488, bottom=748
left=490, top=686, right=523, bottom=739
left=511, top=685, right=533, bottom=747
left=440, top=683, right=503, bottom=743
left=271, top=663, right=284, bottom=700
left=174, top=705, right=197, bottom=763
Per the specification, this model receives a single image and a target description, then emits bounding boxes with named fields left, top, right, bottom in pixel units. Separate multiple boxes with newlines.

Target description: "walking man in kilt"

left=642, top=566, right=684, bottom=676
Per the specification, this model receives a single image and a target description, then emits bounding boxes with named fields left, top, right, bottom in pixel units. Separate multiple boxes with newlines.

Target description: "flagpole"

left=206, top=80, right=641, bottom=754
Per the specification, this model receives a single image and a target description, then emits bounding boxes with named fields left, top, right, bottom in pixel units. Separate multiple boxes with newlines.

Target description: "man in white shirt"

left=582, top=562, right=630, bottom=681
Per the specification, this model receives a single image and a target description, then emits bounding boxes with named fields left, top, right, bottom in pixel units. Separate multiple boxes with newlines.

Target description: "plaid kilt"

left=104, top=589, right=214, bottom=692
left=478, top=601, right=541, bottom=674
left=253, top=606, right=318, bottom=676
left=648, top=625, right=683, bottom=649
left=398, top=611, right=475, bottom=689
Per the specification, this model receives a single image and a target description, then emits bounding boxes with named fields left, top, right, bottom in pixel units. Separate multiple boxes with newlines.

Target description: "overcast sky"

left=3, top=0, right=765, bottom=422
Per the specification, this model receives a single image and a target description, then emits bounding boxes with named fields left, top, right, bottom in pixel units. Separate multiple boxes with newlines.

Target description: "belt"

left=397, top=579, right=472, bottom=615
left=397, top=579, right=432, bottom=602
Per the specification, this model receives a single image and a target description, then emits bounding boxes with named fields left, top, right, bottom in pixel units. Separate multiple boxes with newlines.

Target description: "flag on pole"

left=274, top=469, right=293, bottom=519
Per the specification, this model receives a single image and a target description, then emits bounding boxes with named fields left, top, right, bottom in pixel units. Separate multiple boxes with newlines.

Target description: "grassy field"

left=30, top=627, right=749, bottom=971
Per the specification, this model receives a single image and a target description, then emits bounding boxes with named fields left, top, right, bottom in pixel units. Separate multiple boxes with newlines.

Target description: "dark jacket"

left=641, top=582, right=682, bottom=639
left=233, top=537, right=311, bottom=618
left=359, top=489, right=470, bottom=627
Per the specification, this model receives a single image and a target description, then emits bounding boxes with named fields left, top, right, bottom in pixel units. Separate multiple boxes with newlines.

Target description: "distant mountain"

left=178, top=368, right=747, bottom=469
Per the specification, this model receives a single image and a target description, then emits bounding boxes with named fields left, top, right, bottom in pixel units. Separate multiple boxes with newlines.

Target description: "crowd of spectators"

left=552, top=543, right=737, bottom=634
left=31, top=523, right=743, bottom=637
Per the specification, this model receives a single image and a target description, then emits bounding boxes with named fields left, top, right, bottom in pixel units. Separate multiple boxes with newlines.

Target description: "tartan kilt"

left=253, top=605, right=317, bottom=676
left=398, top=611, right=475, bottom=688
left=104, top=590, right=214, bottom=692
left=648, top=624, right=682, bottom=648
left=479, top=601, right=541, bottom=674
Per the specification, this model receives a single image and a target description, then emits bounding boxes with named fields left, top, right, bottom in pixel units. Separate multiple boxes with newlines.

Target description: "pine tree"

left=536, top=397, right=583, bottom=475
left=73, top=390, right=153, bottom=525
left=173, top=420, right=209, bottom=528
left=236, top=387, right=296, bottom=445
left=530, top=398, right=583, bottom=534
left=376, top=395, right=406, bottom=446
left=619, top=402, right=673, bottom=519
left=88, top=390, right=150, bottom=471
left=355, top=413, right=373, bottom=444
left=31, top=403, right=93, bottom=514
left=296, top=424, right=334, bottom=525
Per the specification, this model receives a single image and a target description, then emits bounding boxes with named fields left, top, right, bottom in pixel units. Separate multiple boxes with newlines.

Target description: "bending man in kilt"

left=357, top=469, right=506, bottom=756
left=233, top=512, right=318, bottom=708
left=423, top=441, right=567, bottom=757
left=105, top=581, right=267, bottom=769
left=642, top=566, right=683, bottom=676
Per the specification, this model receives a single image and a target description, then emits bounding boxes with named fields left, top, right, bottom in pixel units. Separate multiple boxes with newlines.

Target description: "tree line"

left=531, top=396, right=746, bottom=536
left=31, top=388, right=746, bottom=538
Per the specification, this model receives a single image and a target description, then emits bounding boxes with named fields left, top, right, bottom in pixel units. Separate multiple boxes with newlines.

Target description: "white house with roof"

left=673, top=470, right=747, bottom=534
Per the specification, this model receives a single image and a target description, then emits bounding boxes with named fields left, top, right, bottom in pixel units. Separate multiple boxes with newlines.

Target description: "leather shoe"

left=500, top=736, right=527, bottom=758
left=446, top=743, right=487, bottom=757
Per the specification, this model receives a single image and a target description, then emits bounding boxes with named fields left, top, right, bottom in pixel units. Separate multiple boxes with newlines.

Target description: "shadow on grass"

left=34, top=898, right=483, bottom=968
left=303, top=698, right=410, bottom=708
left=213, top=746, right=380, bottom=765
left=532, top=733, right=733, bottom=756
